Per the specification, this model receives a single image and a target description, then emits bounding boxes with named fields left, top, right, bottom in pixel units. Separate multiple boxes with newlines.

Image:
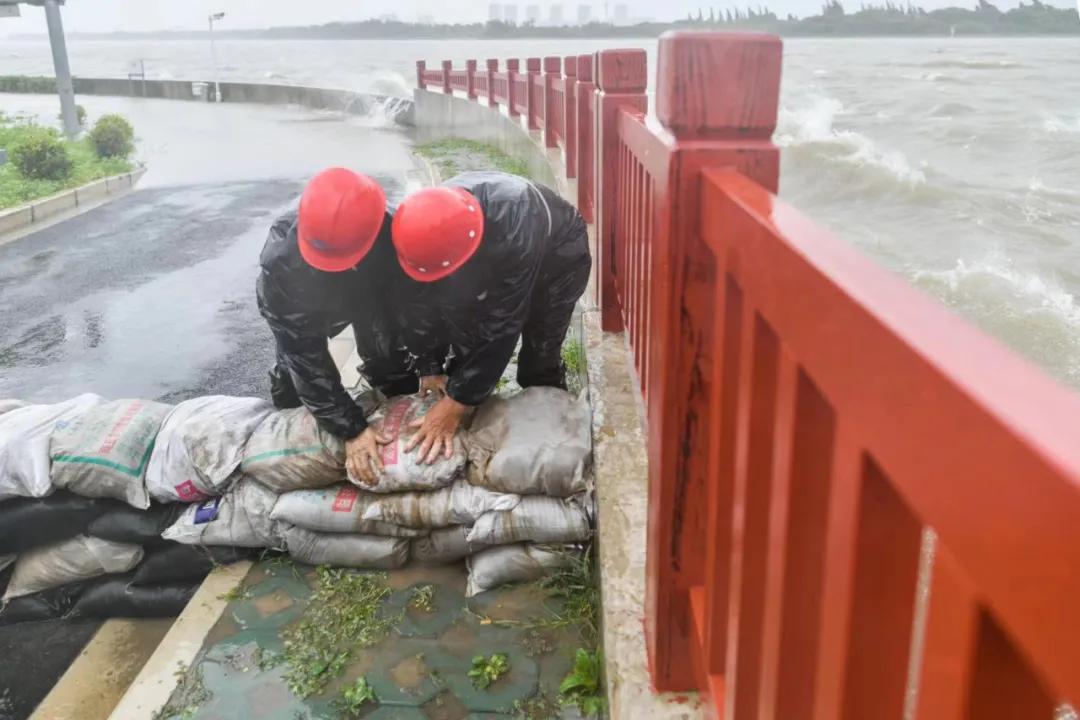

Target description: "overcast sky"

left=2, top=0, right=1069, bottom=35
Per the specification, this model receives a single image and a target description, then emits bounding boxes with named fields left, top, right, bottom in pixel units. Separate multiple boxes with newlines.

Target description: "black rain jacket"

left=400, top=171, right=589, bottom=406
left=256, top=210, right=401, bottom=440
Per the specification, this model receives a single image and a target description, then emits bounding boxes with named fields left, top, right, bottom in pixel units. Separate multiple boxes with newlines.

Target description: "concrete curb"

left=0, top=166, right=147, bottom=236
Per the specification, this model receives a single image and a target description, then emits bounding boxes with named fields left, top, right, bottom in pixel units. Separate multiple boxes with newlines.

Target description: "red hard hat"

left=391, top=187, right=484, bottom=282
left=297, top=168, right=387, bottom=272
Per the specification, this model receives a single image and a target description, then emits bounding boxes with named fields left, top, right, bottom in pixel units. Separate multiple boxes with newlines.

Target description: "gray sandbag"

left=353, top=395, right=466, bottom=494
left=162, top=479, right=283, bottom=549
left=0, top=491, right=110, bottom=555
left=361, top=479, right=520, bottom=529
left=411, top=526, right=471, bottom=564
left=466, top=544, right=575, bottom=597
left=0, top=581, right=87, bottom=626
left=87, top=503, right=186, bottom=547
left=240, top=407, right=345, bottom=493
left=467, top=495, right=591, bottom=548
left=283, top=526, right=409, bottom=570
left=49, top=399, right=172, bottom=509
left=0, top=394, right=104, bottom=502
left=466, top=387, right=591, bottom=497
left=69, top=577, right=198, bottom=619
left=131, top=544, right=252, bottom=586
left=269, top=485, right=425, bottom=538
left=0, top=399, right=27, bottom=417
left=146, top=396, right=273, bottom=503
left=2, top=535, right=143, bottom=600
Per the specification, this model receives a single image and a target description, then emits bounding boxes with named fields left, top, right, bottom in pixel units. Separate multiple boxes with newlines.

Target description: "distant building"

left=525, top=4, right=542, bottom=23
left=417, top=14, right=435, bottom=24
left=488, top=3, right=503, bottom=21
left=549, top=4, right=565, bottom=24
left=504, top=3, right=520, bottom=24
left=577, top=3, right=592, bottom=23
left=377, top=13, right=400, bottom=22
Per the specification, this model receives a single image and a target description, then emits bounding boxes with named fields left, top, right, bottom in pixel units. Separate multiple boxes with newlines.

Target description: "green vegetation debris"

left=559, top=648, right=606, bottom=717
left=280, top=567, right=396, bottom=698
left=0, top=114, right=134, bottom=209
left=151, top=663, right=210, bottom=720
left=217, top=584, right=252, bottom=602
left=537, top=544, right=600, bottom=647
left=513, top=693, right=562, bottom=720
left=416, top=138, right=531, bottom=181
left=333, top=676, right=377, bottom=717
left=468, top=653, right=509, bottom=690
left=561, top=338, right=584, bottom=395
left=408, top=583, right=437, bottom=613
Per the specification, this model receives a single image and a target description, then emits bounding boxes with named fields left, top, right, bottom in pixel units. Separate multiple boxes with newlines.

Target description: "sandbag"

left=0, top=581, right=87, bottom=626
left=0, top=394, right=103, bottom=501
left=146, top=396, right=273, bottom=503
left=162, top=479, right=283, bottom=549
left=240, top=407, right=345, bottom=492
left=411, top=526, right=471, bottom=564
left=466, top=544, right=574, bottom=597
left=49, top=399, right=172, bottom=509
left=3, top=536, right=143, bottom=600
left=0, top=555, right=13, bottom=574
left=467, top=495, right=591, bottom=548
left=87, top=503, right=185, bottom=546
left=131, top=544, right=251, bottom=586
left=353, top=395, right=466, bottom=494
left=466, top=387, right=591, bottom=497
left=283, top=526, right=409, bottom=570
left=69, top=577, right=198, bottom=619
left=0, top=491, right=110, bottom=555
left=361, top=479, right=520, bottom=529
left=270, top=485, right=425, bottom=538
left=0, top=399, right=27, bottom=417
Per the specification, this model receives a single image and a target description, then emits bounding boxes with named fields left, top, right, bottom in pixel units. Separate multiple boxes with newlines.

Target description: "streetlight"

left=208, top=11, right=225, bottom=102
left=1, top=0, right=79, bottom=137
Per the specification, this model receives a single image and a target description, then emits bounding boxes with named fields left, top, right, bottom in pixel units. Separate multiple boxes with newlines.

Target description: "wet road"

left=0, top=94, right=418, bottom=719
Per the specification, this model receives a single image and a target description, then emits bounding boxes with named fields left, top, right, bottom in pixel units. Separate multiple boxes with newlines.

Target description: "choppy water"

left=4, top=37, right=1079, bottom=388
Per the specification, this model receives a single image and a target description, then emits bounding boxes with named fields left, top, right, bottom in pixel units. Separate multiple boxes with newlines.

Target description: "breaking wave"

left=918, top=59, right=1024, bottom=70
left=777, top=96, right=928, bottom=188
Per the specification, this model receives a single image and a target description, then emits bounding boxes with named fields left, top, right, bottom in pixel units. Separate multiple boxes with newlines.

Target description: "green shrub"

left=0, top=76, right=56, bottom=94
left=89, top=114, right=134, bottom=158
left=57, top=104, right=87, bottom=128
left=10, top=127, right=72, bottom=181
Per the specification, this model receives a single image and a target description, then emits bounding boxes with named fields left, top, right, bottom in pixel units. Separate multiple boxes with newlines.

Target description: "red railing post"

left=643, top=31, right=782, bottom=696
left=466, top=59, right=477, bottom=100
left=416, top=60, right=426, bottom=89
left=525, top=58, right=542, bottom=131
left=543, top=56, right=562, bottom=149
left=486, top=59, right=499, bottom=108
left=441, top=60, right=452, bottom=95
left=575, top=54, right=595, bottom=224
left=563, top=56, right=578, bottom=179
left=506, top=59, right=521, bottom=117
left=595, top=49, right=647, bottom=332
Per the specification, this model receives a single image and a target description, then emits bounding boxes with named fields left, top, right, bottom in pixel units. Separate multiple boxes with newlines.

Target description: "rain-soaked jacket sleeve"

left=256, top=231, right=368, bottom=441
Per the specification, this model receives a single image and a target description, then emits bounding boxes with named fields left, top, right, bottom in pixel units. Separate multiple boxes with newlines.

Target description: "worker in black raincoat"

left=390, top=171, right=591, bottom=462
left=257, top=168, right=417, bottom=484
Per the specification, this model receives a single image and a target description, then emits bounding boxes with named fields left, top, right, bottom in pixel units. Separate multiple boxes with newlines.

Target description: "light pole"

left=3, top=0, right=79, bottom=137
left=208, top=11, right=225, bottom=102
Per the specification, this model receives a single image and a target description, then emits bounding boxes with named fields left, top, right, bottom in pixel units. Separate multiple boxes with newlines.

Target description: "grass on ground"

left=416, top=138, right=531, bottom=181
left=0, top=114, right=134, bottom=210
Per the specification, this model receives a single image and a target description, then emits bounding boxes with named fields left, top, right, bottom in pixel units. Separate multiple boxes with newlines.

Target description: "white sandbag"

left=2, top=535, right=143, bottom=600
left=50, top=399, right=172, bottom=509
left=270, top=485, right=425, bottom=538
left=0, top=554, right=14, bottom=572
left=0, top=394, right=104, bottom=502
left=146, top=396, right=273, bottom=503
left=352, top=395, right=466, bottom=494
left=283, top=526, right=409, bottom=570
left=467, top=495, right=591, bottom=548
left=240, top=408, right=344, bottom=493
left=466, top=544, right=574, bottom=597
left=411, top=525, right=471, bottom=564
left=0, top=400, right=27, bottom=417
left=162, top=479, right=282, bottom=549
left=361, top=479, right=520, bottom=529
left=466, top=387, right=591, bottom=497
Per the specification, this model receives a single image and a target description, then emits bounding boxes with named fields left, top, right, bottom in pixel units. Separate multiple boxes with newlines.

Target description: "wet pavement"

left=0, top=94, right=421, bottom=718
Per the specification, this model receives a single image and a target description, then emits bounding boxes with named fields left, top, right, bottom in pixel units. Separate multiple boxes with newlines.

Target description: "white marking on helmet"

left=442, top=261, right=451, bottom=267
left=469, top=230, right=476, bottom=238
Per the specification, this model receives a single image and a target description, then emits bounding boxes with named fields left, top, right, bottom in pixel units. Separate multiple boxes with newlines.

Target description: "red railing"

left=415, top=33, right=1080, bottom=719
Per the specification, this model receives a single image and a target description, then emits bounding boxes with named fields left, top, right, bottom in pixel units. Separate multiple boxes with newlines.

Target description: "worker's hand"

left=419, top=374, right=448, bottom=399
left=345, top=427, right=392, bottom=487
left=405, top=395, right=467, bottom=465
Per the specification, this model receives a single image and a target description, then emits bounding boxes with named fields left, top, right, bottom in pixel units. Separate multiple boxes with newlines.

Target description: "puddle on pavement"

left=160, top=558, right=596, bottom=720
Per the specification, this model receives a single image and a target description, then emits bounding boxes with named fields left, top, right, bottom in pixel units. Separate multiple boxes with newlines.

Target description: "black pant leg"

left=268, top=351, right=302, bottom=410
left=351, top=314, right=419, bottom=398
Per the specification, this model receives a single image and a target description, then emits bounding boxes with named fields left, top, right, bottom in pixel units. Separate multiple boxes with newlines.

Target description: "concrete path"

left=0, top=93, right=422, bottom=719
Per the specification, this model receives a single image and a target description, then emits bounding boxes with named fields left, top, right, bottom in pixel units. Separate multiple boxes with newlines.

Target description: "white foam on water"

left=1041, top=112, right=1080, bottom=134
left=777, top=96, right=927, bottom=187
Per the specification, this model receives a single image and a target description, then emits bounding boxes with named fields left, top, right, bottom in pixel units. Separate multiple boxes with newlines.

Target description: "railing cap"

left=596, top=48, right=648, bottom=94
left=486, top=58, right=499, bottom=70
left=417, top=60, right=426, bottom=69
left=544, top=56, right=562, bottom=73
left=657, top=31, right=782, bottom=138
left=441, top=59, right=453, bottom=69
left=507, top=58, right=521, bottom=71
left=527, top=57, right=542, bottom=72
left=577, top=54, right=593, bottom=81
left=564, top=56, right=579, bottom=76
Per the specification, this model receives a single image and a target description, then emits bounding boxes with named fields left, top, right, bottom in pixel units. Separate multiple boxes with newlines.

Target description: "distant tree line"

left=42, top=0, right=1080, bottom=41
